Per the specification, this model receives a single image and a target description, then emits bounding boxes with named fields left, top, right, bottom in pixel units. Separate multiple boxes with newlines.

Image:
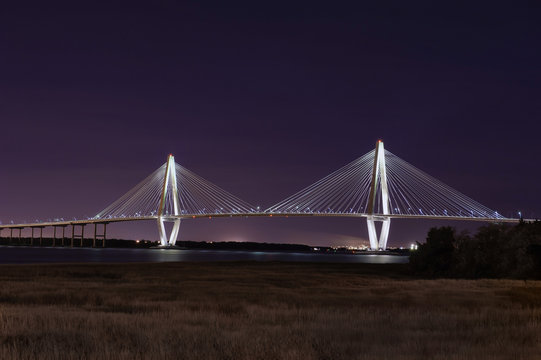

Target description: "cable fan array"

left=266, top=150, right=376, bottom=214
left=94, top=162, right=255, bottom=220
left=94, top=148, right=506, bottom=221
left=383, top=150, right=504, bottom=218
left=266, top=149, right=505, bottom=219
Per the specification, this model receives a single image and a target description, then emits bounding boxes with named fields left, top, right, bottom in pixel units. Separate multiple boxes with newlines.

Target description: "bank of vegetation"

left=410, top=221, right=541, bottom=278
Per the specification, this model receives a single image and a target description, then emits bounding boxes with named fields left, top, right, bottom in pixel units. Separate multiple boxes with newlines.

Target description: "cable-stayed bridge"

left=0, top=141, right=525, bottom=250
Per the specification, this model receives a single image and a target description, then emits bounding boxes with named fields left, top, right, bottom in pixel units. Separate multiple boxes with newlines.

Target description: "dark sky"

left=1, top=1, right=539, bottom=247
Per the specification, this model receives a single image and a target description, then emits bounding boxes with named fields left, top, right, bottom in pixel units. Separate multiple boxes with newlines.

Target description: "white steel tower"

left=157, top=154, right=181, bottom=246
left=366, top=140, right=391, bottom=250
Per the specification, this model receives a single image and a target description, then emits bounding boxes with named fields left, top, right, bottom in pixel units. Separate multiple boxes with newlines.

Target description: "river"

left=0, top=246, right=409, bottom=264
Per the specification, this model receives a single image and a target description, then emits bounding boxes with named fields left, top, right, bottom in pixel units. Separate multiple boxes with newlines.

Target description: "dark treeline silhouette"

left=176, top=241, right=331, bottom=252
left=0, top=237, right=331, bottom=252
left=410, top=221, right=541, bottom=278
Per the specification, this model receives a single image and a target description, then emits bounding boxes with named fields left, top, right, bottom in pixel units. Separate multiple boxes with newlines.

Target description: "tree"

left=409, top=226, right=456, bottom=277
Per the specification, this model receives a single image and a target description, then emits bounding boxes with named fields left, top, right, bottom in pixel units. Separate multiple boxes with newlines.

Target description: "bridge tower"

left=366, top=140, right=391, bottom=250
left=157, top=154, right=181, bottom=246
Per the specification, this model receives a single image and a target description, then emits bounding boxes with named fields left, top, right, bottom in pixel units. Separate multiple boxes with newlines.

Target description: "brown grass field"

left=0, top=261, right=540, bottom=359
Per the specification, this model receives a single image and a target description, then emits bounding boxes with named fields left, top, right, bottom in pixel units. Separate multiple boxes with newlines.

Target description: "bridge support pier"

left=71, top=224, right=85, bottom=247
left=366, top=216, right=391, bottom=250
left=157, top=218, right=181, bottom=246
left=52, top=225, right=67, bottom=247
left=93, top=223, right=107, bottom=247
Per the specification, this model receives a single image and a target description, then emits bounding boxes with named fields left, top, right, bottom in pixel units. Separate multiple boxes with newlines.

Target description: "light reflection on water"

left=0, top=246, right=409, bottom=264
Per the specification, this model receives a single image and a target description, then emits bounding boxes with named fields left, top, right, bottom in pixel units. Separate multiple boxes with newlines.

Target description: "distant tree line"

left=176, top=241, right=331, bottom=252
left=410, top=221, right=541, bottom=279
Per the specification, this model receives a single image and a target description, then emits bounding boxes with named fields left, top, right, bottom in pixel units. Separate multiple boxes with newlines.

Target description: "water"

left=0, top=246, right=408, bottom=264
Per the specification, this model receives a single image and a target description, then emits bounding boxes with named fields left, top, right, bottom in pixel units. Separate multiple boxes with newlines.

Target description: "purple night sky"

left=1, top=1, right=539, bottom=247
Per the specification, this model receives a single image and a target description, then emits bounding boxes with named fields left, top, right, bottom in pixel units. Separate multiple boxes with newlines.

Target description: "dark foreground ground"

left=0, top=262, right=540, bottom=359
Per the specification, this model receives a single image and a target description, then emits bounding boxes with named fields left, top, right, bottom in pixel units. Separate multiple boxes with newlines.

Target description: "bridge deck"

left=0, top=213, right=526, bottom=229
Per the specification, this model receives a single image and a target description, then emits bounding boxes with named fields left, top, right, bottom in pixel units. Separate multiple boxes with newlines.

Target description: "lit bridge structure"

left=0, top=141, right=525, bottom=250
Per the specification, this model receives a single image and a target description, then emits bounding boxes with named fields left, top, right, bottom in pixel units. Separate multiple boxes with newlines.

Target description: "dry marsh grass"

left=0, top=262, right=540, bottom=359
